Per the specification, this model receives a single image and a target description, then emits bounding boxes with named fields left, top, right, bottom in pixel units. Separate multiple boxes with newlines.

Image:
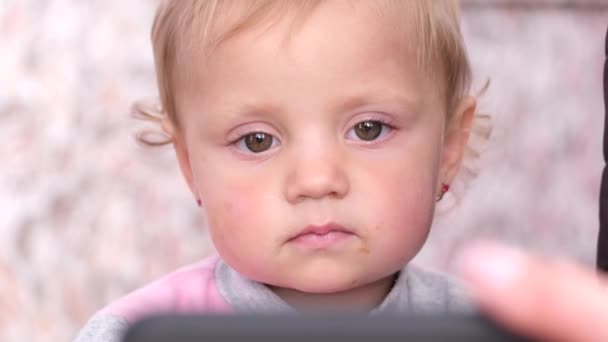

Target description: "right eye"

left=235, top=132, right=278, bottom=153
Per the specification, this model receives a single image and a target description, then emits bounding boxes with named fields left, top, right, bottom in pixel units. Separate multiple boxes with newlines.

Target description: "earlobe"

left=439, top=96, right=477, bottom=186
left=436, top=183, right=450, bottom=202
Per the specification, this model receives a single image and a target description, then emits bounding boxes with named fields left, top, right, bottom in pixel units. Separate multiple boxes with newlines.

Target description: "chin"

left=280, top=268, right=375, bottom=294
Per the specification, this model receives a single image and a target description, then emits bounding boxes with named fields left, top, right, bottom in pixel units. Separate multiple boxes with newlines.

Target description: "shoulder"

left=403, top=264, right=475, bottom=314
left=100, top=255, right=231, bottom=321
left=73, top=256, right=231, bottom=341
left=73, top=315, right=129, bottom=342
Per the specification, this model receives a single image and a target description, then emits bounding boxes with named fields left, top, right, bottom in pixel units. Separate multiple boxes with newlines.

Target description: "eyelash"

left=230, top=117, right=396, bottom=154
left=345, top=118, right=395, bottom=142
left=233, top=132, right=280, bottom=154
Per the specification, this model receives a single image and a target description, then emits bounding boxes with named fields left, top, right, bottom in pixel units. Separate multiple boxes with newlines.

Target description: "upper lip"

left=288, top=222, right=354, bottom=241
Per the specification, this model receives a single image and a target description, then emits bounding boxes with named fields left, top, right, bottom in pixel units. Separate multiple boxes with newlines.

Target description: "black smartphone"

left=122, top=314, right=532, bottom=342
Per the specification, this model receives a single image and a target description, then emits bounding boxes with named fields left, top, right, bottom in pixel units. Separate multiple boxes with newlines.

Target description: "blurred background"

left=1, top=0, right=606, bottom=340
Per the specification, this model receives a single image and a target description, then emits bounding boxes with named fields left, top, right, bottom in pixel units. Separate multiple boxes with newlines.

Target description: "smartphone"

left=122, top=314, right=533, bottom=342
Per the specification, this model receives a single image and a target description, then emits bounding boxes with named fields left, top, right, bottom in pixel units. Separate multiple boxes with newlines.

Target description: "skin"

left=165, top=1, right=476, bottom=313
left=457, top=243, right=608, bottom=342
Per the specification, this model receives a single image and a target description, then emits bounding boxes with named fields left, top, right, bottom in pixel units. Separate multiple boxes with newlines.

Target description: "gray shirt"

left=74, top=259, right=473, bottom=342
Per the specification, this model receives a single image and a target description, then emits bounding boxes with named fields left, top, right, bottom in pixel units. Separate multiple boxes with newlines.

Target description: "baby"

left=75, top=0, right=485, bottom=341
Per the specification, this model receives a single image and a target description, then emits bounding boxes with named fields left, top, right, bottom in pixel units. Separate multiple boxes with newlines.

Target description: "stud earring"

left=436, top=183, right=450, bottom=202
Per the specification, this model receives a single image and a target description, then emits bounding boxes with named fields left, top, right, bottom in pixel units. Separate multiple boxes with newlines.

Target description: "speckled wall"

left=1, top=1, right=607, bottom=341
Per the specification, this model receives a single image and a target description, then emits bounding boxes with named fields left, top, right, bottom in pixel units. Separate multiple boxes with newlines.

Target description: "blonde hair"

left=134, top=0, right=490, bottom=186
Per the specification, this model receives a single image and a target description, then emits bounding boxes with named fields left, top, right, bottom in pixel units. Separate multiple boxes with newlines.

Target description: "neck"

left=268, top=274, right=398, bottom=313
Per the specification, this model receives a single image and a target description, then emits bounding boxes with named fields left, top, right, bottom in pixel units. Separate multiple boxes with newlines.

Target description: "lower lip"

left=289, top=231, right=355, bottom=249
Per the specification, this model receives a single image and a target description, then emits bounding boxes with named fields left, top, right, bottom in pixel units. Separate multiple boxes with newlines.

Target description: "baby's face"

left=171, top=2, right=455, bottom=293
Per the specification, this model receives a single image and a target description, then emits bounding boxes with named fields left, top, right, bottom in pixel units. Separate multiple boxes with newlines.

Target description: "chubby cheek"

left=358, top=159, right=437, bottom=263
left=383, top=186, right=434, bottom=258
left=199, top=176, right=279, bottom=276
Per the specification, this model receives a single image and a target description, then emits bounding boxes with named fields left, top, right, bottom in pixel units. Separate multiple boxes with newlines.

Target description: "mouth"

left=287, top=223, right=356, bottom=249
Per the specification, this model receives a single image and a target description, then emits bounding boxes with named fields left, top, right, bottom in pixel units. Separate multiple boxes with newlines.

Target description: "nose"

left=284, top=149, right=350, bottom=204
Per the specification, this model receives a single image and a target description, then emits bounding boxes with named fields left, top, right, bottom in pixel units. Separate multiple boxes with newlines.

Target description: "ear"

left=162, top=117, right=197, bottom=197
left=439, top=96, right=477, bottom=186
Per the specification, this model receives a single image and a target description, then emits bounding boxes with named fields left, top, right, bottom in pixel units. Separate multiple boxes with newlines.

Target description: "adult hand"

left=456, top=242, right=608, bottom=342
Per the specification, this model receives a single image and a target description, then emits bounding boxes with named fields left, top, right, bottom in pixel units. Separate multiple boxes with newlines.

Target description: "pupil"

left=356, top=121, right=382, bottom=141
left=245, top=133, right=272, bottom=153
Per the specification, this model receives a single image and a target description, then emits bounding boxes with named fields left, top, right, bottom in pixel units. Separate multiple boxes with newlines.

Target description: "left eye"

left=347, top=120, right=391, bottom=141
left=235, top=132, right=278, bottom=153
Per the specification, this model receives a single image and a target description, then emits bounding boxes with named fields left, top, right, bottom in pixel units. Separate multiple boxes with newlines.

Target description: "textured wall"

left=1, top=1, right=607, bottom=341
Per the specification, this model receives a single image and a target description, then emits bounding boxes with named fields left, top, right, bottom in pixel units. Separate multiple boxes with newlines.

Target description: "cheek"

left=198, top=174, right=278, bottom=262
left=374, top=169, right=435, bottom=231
left=355, top=152, right=438, bottom=250
left=203, top=182, right=263, bottom=236
left=359, top=146, right=438, bottom=208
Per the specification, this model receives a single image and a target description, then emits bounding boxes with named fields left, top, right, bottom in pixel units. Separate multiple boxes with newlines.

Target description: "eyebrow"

left=330, top=92, right=420, bottom=114
left=210, top=91, right=420, bottom=123
left=214, top=101, right=284, bottom=122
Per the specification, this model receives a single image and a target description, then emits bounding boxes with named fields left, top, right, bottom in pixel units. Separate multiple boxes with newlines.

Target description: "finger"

left=455, top=242, right=608, bottom=342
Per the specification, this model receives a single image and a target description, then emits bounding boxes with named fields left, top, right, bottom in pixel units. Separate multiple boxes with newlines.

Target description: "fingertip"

left=454, top=243, right=608, bottom=342
left=453, top=241, right=527, bottom=294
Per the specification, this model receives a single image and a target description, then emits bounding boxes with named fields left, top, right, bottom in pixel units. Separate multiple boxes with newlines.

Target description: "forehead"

left=172, top=1, right=445, bottom=112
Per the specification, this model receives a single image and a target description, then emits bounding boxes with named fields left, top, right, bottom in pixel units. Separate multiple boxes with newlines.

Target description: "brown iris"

left=244, top=132, right=273, bottom=153
left=355, top=121, right=383, bottom=141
